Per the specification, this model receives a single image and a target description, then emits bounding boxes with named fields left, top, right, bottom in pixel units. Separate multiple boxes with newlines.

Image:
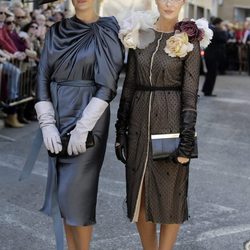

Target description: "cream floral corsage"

left=164, top=32, right=194, bottom=58
left=164, top=19, right=214, bottom=58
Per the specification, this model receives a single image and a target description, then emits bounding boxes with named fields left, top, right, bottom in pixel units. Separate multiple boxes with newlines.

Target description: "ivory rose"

left=164, top=32, right=194, bottom=58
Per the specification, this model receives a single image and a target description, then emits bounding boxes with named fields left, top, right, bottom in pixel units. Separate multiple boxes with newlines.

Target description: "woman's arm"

left=178, top=40, right=201, bottom=163
left=116, top=49, right=137, bottom=134
left=36, top=29, right=52, bottom=101
left=115, top=49, right=137, bottom=163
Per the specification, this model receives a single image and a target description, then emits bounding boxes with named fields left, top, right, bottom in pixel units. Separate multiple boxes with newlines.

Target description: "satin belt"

left=19, top=80, right=95, bottom=250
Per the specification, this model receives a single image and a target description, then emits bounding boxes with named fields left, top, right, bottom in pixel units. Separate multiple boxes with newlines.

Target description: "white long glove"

left=35, top=101, right=62, bottom=154
left=67, top=97, right=108, bottom=156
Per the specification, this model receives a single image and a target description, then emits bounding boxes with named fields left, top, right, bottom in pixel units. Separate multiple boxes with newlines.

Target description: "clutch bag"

left=151, top=133, right=198, bottom=160
left=48, top=131, right=95, bottom=157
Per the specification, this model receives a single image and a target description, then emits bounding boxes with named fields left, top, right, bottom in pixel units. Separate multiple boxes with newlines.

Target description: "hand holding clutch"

left=67, top=128, right=88, bottom=156
left=67, top=97, right=108, bottom=156
left=41, top=125, right=62, bottom=154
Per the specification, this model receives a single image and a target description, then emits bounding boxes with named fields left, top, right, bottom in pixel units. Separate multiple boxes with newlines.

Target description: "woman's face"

left=72, top=0, right=96, bottom=12
left=28, top=23, right=38, bottom=36
left=156, top=0, right=185, bottom=20
left=36, top=14, right=46, bottom=26
left=5, top=16, right=15, bottom=32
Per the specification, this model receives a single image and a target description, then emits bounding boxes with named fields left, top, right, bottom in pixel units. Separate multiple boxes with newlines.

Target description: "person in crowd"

left=13, top=7, right=28, bottom=32
left=31, top=9, right=42, bottom=21
left=0, top=48, right=24, bottom=128
left=0, top=6, right=19, bottom=54
left=0, top=6, right=27, bottom=128
left=5, top=14, right=27, bottom=52
left=53, top=10, right=65, bottom=22
left=234, top=22, right=243, bottom=43
left=29, top=0, right=123, bottom=249
left=224, top=21, right=236, bottom=41
left=18, top=21, right=41, bottom=123
left=116, top=0, right=212, bottom=249
left=36, top=14, right=47, bottom=42
left=42, top=7, right=53, bottom=20
left=202, top=17, right=227, bottom=96
left=21, top=21, right=41, bottom=62
left=243, top=21, right=250, bottom=44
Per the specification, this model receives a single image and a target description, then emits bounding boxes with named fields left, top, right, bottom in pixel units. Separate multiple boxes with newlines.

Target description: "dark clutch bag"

left=48, top=131, right=95, bottom=157
left=151, top=133, right=198, bottom=160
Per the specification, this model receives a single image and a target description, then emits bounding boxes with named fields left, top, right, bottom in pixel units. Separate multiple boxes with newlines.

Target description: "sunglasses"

left=16, top=16, right=26, bottom=19
left=5, top=21, right=15, bottom=25
left=30, top=25, right=38, bottom=29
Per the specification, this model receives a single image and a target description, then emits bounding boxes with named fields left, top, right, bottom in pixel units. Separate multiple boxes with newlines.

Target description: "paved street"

left=0, top=73, right=250, bottom=250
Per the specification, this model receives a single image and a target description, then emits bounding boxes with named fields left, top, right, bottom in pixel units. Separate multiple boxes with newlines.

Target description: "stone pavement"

left=0, top=73, right=250, bottom=250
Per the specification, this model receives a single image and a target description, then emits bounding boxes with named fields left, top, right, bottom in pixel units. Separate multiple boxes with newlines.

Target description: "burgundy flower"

left=174, top=21, right=204, bottom=42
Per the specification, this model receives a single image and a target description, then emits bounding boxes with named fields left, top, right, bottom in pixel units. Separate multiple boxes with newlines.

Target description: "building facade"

left=217, top=0, right=250, bottom=21
left=181, top=0, right=219, bottom=20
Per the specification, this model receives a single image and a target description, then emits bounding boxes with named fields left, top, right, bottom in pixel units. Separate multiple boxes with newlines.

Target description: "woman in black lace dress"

left=116, top=0, right=212, bottom=249
left=34, top=0, right=123, bottom=249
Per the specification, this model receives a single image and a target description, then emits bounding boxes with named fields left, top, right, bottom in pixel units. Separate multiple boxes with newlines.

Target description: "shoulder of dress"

left=174, top=18, right=214, bottom=49
left=99, top=16, right=119, bottom=33
left=118, top=11, right=158, bottom=50
left=46, top=20, right=60, bottom=33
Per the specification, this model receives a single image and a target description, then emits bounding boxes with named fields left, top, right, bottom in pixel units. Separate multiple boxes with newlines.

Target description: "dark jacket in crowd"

left=205, top=24, right=228, bottom=58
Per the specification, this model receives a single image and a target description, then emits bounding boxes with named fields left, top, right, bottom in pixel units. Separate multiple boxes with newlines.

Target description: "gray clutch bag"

left=151, top=133, right=198, bottom=160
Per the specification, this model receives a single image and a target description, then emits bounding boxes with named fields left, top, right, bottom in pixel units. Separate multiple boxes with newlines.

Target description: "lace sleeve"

left=116, top=49, right=137, bottom=131
left=181, top=40, right=201, bottom=112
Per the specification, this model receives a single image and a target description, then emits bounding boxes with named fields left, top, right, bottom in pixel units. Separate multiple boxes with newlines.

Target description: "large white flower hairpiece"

left=118, top=11, right=157, bottom=49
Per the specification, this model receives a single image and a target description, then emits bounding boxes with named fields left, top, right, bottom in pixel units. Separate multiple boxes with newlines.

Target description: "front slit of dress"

left=132, top=33, right=164, bottom=223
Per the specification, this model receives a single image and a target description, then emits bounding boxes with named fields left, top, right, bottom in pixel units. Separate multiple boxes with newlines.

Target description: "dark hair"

left=54, top=11, right=65, bottom=19
left=21, top=21, right=38, bottom=32
left=212, top=17, right=223, bottom=26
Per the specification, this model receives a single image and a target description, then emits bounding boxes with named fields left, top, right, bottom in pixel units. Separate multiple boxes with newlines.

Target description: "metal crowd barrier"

left=0, top=58, right=35, bottom=108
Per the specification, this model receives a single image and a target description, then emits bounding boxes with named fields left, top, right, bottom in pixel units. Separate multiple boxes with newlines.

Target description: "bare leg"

left=159, top=224, right=180, bottom=250
left=71, top=225, right=93, bottom=250
left=64, top=222, right=93, bottom=250
left=64, top=222, right=76, bottom=250
left=136, top=188, right=158, bottom=250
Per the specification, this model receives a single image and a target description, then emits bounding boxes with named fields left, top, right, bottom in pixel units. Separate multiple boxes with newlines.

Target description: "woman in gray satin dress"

left=34, top=0, right=123, bottom=249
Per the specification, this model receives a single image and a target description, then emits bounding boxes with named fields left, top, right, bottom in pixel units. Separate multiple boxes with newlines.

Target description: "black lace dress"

left=119, top=30, right=200, bottom=224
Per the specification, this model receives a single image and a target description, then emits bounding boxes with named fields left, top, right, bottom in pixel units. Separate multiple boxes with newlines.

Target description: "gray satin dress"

left=36, top=16, right=123, bottom=227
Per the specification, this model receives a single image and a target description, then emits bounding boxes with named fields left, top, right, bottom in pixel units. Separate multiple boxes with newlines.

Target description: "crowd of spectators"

left=0, top=1, right=68, bottom=128
left=215, top=17, right=250, bottom=74
left=221, top=18, right=250, bottom=44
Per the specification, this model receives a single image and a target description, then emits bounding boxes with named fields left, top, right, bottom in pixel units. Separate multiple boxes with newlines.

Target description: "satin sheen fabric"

left=36, top=15, right=123, bottom=226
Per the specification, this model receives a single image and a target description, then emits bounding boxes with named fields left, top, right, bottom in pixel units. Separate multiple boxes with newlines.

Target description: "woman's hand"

left=115, top=134, right=127, bottom=164
left=177, top=156, right=189, bottom=165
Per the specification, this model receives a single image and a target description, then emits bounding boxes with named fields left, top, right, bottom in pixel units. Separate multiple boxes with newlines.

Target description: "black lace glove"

left=115, top=133, right=127, bottom=164
left=178, top=110, right=197, bottom=158
left=115, top=100, right=130, bottom=164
